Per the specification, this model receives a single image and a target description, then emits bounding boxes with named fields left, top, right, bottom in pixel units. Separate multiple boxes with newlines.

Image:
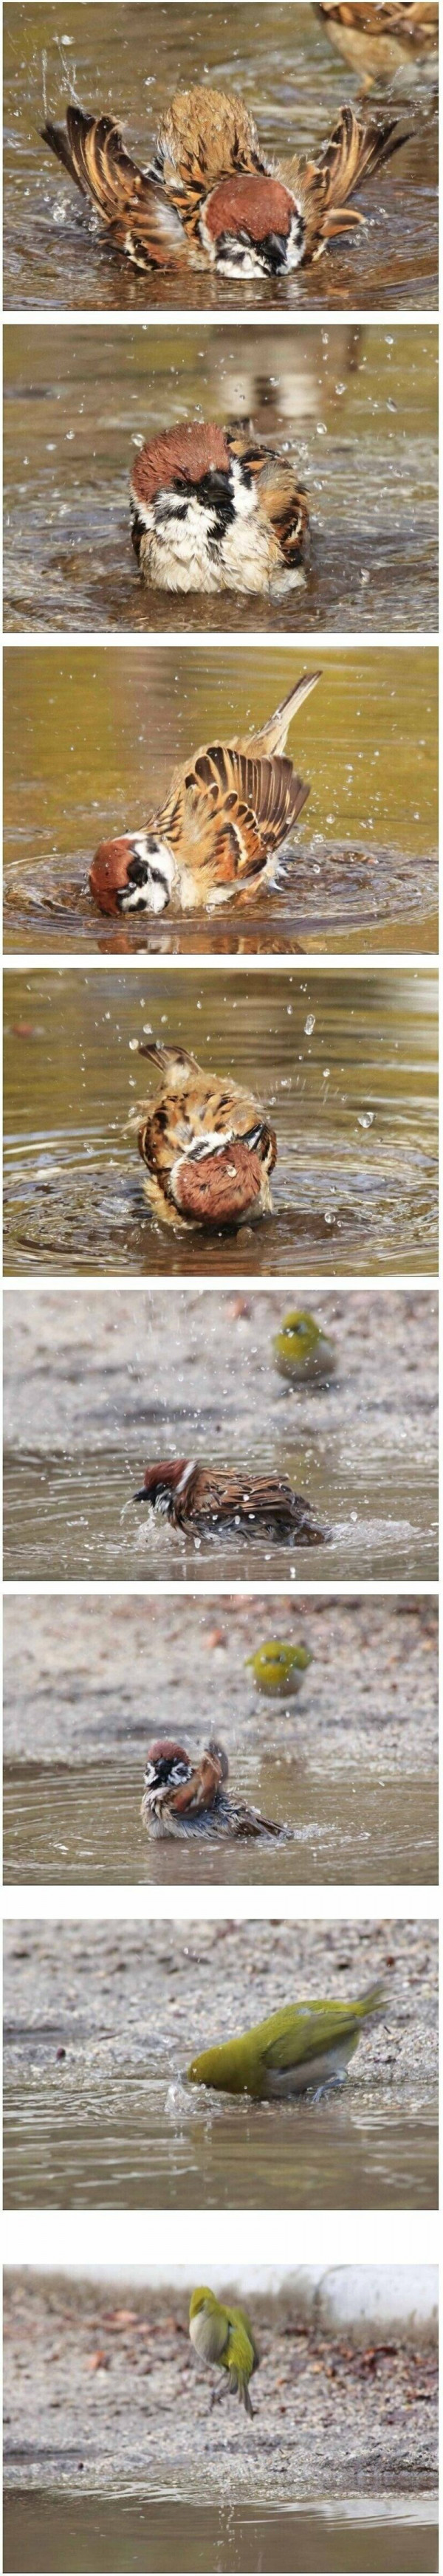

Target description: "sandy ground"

left=3, top=1915, right=438, bottom=2097
left=3, top=1288, right=438, bottom=1454
left=3, top=1593, right=438, bottom=1776
left=4, top=2272, right=437, bottom=2500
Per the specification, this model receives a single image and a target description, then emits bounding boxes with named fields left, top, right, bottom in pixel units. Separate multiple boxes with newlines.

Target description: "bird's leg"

left=209, top=2377, right=230, bottom=2411
left=310, top=2070, right=348, bottom=2104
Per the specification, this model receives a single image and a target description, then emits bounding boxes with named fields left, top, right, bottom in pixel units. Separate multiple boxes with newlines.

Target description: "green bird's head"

left=273, top=1308, right=336, bottom=1382
left=245, top=1638, right=312, bottom=1697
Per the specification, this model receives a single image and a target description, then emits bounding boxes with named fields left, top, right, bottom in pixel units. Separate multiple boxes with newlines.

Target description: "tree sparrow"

left=129, top=1037, right=277, bottom=1231
left=189, top=2289, right=258, bottom=2417
left=129, top=421, right=310, bottom=598
left=140, top=1737, right=285, bottom=1840
left=89, top=667, right=319, bottom=918
left=41, top=85, right=409, bottom=277
left=134, top=1458, right=326, bottom=1545
left=187, top=1981, right=386, bottom=2100
left=315, top=4, right=438, bottom=90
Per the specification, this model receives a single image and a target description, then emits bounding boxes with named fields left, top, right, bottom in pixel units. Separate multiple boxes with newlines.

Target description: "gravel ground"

left=4, top=1914, right=437, bottom=2098
left=4, top=2271, right=437, bottom=2500
left=3, top=1593, right=438, bottom=1774
left=3, top=1287, right=437, bottom=1454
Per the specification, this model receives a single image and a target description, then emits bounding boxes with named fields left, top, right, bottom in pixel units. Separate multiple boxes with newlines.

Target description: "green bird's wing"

left=226, top=2309, right=256, bottom=2375
left=261, top=1994, right=380, bottom=2074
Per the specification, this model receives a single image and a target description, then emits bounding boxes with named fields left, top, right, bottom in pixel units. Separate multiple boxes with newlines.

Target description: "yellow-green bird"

left=273, top=1308, right=336, bottom=1383
left=189, top=2287, right=259, bottom=2417
left=187, top=1983, right=385, bottom=2102
left=246, top=1639, right=312, bottom=1697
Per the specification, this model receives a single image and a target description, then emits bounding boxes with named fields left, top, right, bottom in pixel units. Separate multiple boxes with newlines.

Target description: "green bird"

left=189, top=2287, right=259, bottom=2417
left=187, top=1983, right=385, bottom=2102
left=246, top=1639, right=312, bottom=1697
left=273, top=1308, right=336, bottom=1383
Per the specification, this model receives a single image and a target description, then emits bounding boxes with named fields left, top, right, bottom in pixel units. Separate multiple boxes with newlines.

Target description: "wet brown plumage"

left=134, top=1458, right=326, bottom=1545
left=140, top=1737, right=285, bottom=1840
left=89, top=670, right=319, bottom=918
left=41, top=84, right=410, bottom=278
left=131, top=1038, right=277, bottom=1231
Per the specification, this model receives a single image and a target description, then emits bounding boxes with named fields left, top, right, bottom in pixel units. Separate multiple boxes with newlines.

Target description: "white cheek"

left=285, top=210, right=306, bottom=271
left=230, top=458, right=259, bottom=521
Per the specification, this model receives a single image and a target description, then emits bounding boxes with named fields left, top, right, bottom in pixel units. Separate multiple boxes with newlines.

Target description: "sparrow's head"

left=201, top=173, right=305, bottom=276
left=173, top=1133, right=267, bottom=1227
left=134, top=1457, right=190, bottom=1506
left=89, top=834, right=175, bottom=918
left=144, top=1736, right=190, bottom=1785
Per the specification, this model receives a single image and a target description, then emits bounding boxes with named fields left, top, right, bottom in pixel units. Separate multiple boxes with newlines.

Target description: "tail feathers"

left=357, top=1979, right=387, bottom=2019
left=137, top=1038, right=199, bottom=1077
left=229, top=2367, right=254, bottom=2416
left=253, top=670, right=321, bottom=758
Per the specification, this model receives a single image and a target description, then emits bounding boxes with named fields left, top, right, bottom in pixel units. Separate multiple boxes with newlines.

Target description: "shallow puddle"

left=4, top=0, right=438, bottom=311
left=3, top=1761, right=438, bottom=1887
left=3, top=2044, right=437, bottom=2211
left=4, top=324, right=438, bottom=633
left=2, top=1433, right=438, bottom=1581
left=3, top=2486, right=439, bottom=2574
left=4, top=647, right=438, bottom=958
left=4, top=969, right=438, bottom=1277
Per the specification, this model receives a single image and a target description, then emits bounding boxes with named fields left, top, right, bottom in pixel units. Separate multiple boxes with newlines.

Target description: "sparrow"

left=273, top=1308, right=337, bottom=1383
left=129, top=1037, right=277, bottom=1231
left=129, top=421, right=310, bottom=598
left=41, top=84, right=409, bottom=278
left=89, top=669, right=319, bottom=919
left=189, top=2288, right=259, bottom=2417
left=187, top=1982, right=386, bottom=2101
left=140, top=1737, right=286, bottom=1841
left=245, top=1640, right=313, bottom=1697
left=315, top=4, right=439, bottom=90
left=134, top=1458, right=326, bottom=1545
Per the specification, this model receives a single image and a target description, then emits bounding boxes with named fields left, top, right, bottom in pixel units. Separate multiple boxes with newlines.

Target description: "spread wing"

left=157, top=746, right=309, bottom=896
left=318, top=2, right=437, bottom=38
left=41, top=108, right=189, bottom=267
left=287, top=106, right=408, bottom=253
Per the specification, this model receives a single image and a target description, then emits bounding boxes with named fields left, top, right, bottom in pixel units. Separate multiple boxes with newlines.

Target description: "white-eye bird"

left=187, top=1982, right=385, bottom=2100
left=273, top=1308, right=337, bottom=1383
left=245, top=1639, right=312, bottom=1697
left=189, top=2287, right=259, bottom=2416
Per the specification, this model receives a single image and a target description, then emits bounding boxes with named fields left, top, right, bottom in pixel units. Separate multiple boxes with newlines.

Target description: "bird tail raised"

left=253, top=670, right=321, bottom=756
left=357, top=1979, right=387, bottom=2022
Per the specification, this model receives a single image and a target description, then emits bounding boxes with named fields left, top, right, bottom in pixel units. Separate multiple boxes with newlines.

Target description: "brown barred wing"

left=41, top=108, right=188, bottom=267
left=159, top=745, right=309, bottom=895
left=298, top=106, right=408, bottom=250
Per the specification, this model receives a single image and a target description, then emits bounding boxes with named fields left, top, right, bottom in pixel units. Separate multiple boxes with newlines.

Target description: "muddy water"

left=2, top=2488, right=439, bottom=2574
left=4, top=969, right=438, bottom=1277
left=4, top=648, right=438, bottom=958
left=3, top=1288, right=438, bottom=1582
left=2, top=1438, right=438, bottom=1581
left=4, top=0, right=438, bottom=312
left=3, top=1763, right=438, bottom=1887
left=4, top=2053, right=437, bottom=2212
left=4, top=325, right=438, bottom=633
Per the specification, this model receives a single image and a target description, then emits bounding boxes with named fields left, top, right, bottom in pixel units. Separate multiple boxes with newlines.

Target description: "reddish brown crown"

left=146, top=1737, right=189, bottom=1764
left=205, top=173, right=295, bottom=242
left=131, top=422, right=231, bottom=505
left=141, top=1458, right=189, bottom=1494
